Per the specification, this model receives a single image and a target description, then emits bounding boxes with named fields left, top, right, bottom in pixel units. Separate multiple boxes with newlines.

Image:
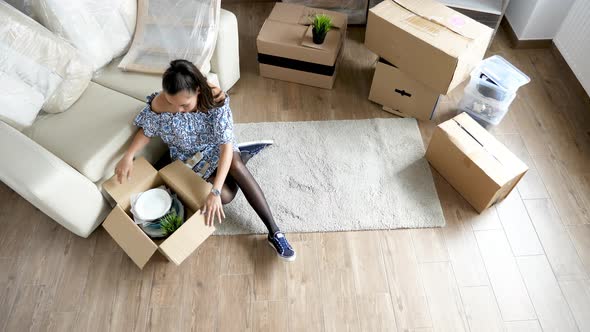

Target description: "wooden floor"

left=2, top=3, right=590, bottom=332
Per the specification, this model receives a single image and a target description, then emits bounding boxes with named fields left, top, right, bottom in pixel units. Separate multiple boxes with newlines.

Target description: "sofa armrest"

left=211, top=8, right=240, bottom=91
left=0, top=121, right=109, bottom=237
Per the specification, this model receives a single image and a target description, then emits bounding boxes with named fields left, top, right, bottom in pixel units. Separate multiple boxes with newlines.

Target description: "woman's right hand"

left=115, top=156, right=134, bottom=184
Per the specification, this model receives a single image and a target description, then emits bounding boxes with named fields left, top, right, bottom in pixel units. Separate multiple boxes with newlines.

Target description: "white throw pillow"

left=0, top=1, right=92, bottom=114
left=32, top=0, right=137, bottom=71
left=0, top=73, right=45, bottom=131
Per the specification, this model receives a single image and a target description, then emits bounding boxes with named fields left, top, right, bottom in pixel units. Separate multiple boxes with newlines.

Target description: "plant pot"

left=312, top=29, right=327, bottom=44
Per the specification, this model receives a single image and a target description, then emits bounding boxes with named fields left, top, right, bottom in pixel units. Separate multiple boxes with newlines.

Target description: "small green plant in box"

left=159, top=211, right=184, bottom=236
left=311, top=14, right=333, bottom=44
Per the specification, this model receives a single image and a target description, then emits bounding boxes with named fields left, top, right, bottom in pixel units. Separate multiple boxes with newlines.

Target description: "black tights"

left=208, top=152, right=280, bottom=236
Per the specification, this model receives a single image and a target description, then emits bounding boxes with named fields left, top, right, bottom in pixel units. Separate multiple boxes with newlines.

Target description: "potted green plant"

left=159, top=211, right=184, bottom=236
left=311, top=14, right=333, bottom=45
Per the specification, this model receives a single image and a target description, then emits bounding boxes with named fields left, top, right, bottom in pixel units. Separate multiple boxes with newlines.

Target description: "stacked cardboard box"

left=256, top=3, right=347, bottom=89
left=365, top=0, right=493, bottom=120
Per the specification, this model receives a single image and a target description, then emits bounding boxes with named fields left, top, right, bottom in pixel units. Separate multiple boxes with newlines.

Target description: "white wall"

left=506, top=0, right=575, bottom=40
left=554, top=0, right=590, bottom=94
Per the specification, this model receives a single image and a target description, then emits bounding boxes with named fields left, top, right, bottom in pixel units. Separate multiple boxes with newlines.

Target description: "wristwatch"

left=211, top=188, right=221, bottom=197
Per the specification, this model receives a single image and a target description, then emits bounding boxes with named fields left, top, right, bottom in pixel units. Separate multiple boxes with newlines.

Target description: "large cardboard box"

left=369, top=59, right=440, bottom=121
left=365, top=0, right=493, bottom=94
left=102, top=158, right=214, bottom=269
left=256, top=3, right=347, bottom=89
left=426, top=113, right=528, bottom=212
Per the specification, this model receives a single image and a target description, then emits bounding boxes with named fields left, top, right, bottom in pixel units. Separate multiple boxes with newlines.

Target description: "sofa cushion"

left=0, top=1, right=92, bottom=114
left=31, top=0, right=136, bottom=71
left=92, top=58, right=220, bottom=101
left=23, top=82, right=167, bottom=182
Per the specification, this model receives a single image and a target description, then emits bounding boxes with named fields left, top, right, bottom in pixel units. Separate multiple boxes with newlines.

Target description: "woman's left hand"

left=203, top=192, right=225, bottom=227
left=211, top=86, right=225, bottom=103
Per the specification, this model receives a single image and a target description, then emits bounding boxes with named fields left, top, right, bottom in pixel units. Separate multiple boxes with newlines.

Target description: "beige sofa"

left=0, top=2, right=240, bottom=237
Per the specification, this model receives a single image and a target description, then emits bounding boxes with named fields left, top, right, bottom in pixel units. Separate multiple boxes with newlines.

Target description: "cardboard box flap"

left=442, top=113, right=528, bottom=185
left=454, top=113, right=528, bottom=174
left=393, top=0, right=489, bottom=40
left=268, top=3, right=305, bottom=24
left=103, top=157, right=160, bottom=210
left=159, top=213, right=215, bottom=265
left=102, top=206, right=158, bottom=269
left=160, top=160, right=212, bottom=212
left=267, top=3, right=346, bottom=29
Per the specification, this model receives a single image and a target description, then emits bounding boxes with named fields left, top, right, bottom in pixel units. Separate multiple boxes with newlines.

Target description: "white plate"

left=134, top=188, right=172, bottom=221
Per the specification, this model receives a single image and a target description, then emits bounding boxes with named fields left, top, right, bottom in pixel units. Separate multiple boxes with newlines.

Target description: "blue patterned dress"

left=133, top=92, right=239, bottom=180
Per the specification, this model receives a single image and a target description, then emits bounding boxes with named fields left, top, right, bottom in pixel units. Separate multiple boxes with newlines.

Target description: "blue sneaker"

left=237, top=140, right=274, bottom=164
left=268, top=231, right=296, bottom=261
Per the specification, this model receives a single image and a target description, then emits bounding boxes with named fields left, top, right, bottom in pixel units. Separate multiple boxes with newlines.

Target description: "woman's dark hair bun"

left=162, top=59, right=223, bottom=111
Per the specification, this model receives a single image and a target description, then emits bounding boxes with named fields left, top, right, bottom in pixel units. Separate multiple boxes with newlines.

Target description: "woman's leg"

left=208, top=149, right=268, bottom=205
left=207, top=172, right=238, bottom=204
left=226, top=151, right=280, bottom=235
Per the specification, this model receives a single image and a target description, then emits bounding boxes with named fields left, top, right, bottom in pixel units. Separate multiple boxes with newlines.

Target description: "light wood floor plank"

left=52, top=233, right=97, bottom=312
left=524, top=199, right=587, bottom=280
left=287, top=239, right=324, bottom=332
left=568, top=225, right=590, bottom=276
left=517, top=255, right=579, bottom=332
left=475, top=230, right=536, bottom=321
left=251, top=300, right=290, bottom=332
left=495, top=191, right=544, bottom=256
left=411, top=228, right=450, bottom=263
left=533, top=154, right=590, bottom=225
left=381, top=230, right=432, bottom=330
left=504, top=320, right=543, bottom=332
left=218, top=274, right=253, bottom=332
left=349, top=231, right=389, bottom=295
left=437, top=175, right=490, bottom=287
left=73, top=252, right=124, bottom=332
left=4, top=285, right=45, bottom=332
left=188, top=236, right=221, bottom=332
left=323, top=295, right=360, bottom=332
left=460, top=286, right=504, bottom=332
left=220, top=234, right=257, bottom=275
left=46, top=311, right=77, bottom=332
left=419, top=262, right=469, bottom=332
left=318, top=232, right=356, bottom=297
left=559, top=279, right=590, bottom=332
left=356, top=293, right=398, bottom=332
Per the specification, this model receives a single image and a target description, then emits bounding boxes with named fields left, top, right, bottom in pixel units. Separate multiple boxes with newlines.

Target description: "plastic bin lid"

left=476, top=55, right=530, bottom=91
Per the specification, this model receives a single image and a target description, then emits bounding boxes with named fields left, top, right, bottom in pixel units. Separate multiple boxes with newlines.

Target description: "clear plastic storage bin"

left=458, top=55, right=530, bottom=128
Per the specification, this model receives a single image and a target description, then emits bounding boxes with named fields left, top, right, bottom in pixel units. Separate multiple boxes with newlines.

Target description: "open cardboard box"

left=256, top=2, right=347, bottom=89
left=102, top=157, right=214, bottom=269
left=364, top=0, right=493, bottom=94
left=426, top=113, right=528, bottom=212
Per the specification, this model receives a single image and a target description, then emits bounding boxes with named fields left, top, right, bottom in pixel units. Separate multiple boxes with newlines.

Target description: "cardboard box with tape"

left=369, top=58, right=440, bottom=121
left=426, top=113, right=528, bottom=213
left=365, top=0, right=493, bottom=94
left=256, top=2, right=347, bottom=89
left=101, top=157, right=214, bottom=269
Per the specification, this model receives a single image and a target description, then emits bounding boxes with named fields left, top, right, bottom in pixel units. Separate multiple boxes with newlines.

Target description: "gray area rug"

left=215, top=118, right=445, bottom=235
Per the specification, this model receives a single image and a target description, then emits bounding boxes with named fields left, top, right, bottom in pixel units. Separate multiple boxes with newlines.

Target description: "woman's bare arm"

left=125, top=129, right=151, bottom=160
left=115, top=129, right=151, bottom=184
